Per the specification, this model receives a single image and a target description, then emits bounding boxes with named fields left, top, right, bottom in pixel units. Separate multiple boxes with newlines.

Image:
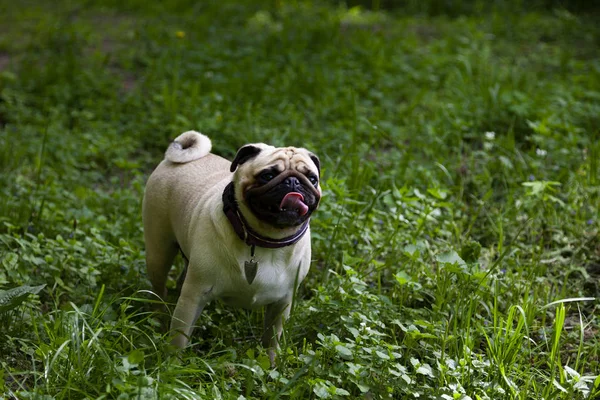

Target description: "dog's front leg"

left=262, top=295, right=292, bottom=367
left=170, top=277, right=213, bottom=348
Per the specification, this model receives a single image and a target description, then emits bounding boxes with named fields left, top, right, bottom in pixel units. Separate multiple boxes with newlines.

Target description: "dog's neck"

left=222, top=182, right=309, bottom=249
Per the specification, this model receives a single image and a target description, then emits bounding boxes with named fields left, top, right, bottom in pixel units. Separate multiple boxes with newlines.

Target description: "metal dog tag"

left=245, top=259, right=258, bottom=284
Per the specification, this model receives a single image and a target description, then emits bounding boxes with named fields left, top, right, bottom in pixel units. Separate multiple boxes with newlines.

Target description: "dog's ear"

left=308, top=153, right=321, bottom=176
left=230, top=145, right=263, bottom=172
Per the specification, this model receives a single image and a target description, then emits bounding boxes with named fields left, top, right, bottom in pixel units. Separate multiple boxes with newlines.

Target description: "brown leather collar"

left=222, top=182, right=309, bottom=249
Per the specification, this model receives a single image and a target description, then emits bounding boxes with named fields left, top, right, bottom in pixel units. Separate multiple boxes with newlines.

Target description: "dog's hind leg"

left=170, top=268, right=214, bottom=348
left=144, top=226, right=178, bottom=301
left=144, top=233, right=178, bottom=332
left=175, top=247, right=189, bottom=294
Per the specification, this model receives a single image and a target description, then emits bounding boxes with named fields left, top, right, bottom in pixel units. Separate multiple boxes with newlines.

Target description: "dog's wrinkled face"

left=231, top=144, right=321, bottom=229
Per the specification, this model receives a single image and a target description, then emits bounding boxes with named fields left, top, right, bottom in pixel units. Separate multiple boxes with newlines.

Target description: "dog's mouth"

left=279, top=192, right=309, bottom=216
left=262, top=191, right=311, bottom=219
left=245, top=175, right=319, bottom=228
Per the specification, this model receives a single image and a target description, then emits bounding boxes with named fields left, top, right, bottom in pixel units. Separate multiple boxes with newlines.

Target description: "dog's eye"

left=308, top=175, right=318, bottom=186
left=260, top=172, right=275, bottom=182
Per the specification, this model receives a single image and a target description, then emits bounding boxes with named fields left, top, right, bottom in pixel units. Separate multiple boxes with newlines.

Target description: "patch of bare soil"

left=0, top=52, right=10, bottom=71
left=93, top=15, right=138, bottom=93
left=410, top=24, right=440, bottom=42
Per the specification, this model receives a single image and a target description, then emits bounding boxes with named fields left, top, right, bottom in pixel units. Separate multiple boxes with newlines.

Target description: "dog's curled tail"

left=165, top=131, right=212, bottom=163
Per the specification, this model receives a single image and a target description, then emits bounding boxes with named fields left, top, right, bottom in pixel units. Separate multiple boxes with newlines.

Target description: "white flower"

left=536, top=148, right=547, bottom=157
left=485, top=131, right=495, bottom=140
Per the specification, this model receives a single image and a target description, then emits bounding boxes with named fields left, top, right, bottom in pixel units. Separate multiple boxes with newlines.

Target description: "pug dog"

left=142, top=131, right=321, bottom=364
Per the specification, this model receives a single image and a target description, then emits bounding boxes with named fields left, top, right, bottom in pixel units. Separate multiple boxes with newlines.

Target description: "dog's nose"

left=283, top=176, right=300, bottom=188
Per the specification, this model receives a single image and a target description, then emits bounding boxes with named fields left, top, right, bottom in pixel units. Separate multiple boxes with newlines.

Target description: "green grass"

left=1, top=0, right=599, bottom=398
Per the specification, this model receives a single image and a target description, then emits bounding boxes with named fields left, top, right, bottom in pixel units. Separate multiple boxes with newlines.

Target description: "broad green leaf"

left=436, top=250, right=466, bottom=266
left=127, top=349, right=144, bottom=365
left=394, top=271, right=411, bottom=285
left=427, top=187, right=447, bottom=200
left=416, top=363, right=434, bottom=378
left=313, top=382, right=330, bottom=399
left=0, top=284, right=45, bottom=313
left=460, top=241, right=481, bottom=263
left=335, top=345, right=353, bottom=360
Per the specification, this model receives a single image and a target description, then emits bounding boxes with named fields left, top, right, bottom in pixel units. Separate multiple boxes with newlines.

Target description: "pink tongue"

left=279, top=192, right=309, bottom=216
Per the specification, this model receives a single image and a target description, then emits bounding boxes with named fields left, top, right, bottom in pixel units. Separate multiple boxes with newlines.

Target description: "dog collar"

left=222, top=182, right=310, bottom=249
